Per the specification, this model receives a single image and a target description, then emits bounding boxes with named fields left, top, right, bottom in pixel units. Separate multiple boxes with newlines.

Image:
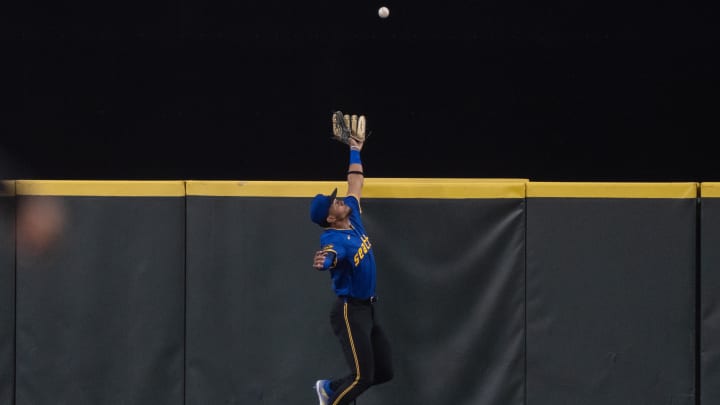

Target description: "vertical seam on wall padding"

left=12, top=186, right=16, bottom=405
left=332, top=303, right=360, bottom=405
left=523, top=197, right=528, bottom=405
left=183, top=182, right=188, bottom=405
left=696, top=193, right=701, bottom=405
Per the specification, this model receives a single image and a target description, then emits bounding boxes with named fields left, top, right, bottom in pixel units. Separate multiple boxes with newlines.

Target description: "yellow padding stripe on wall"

left=527, top=182, right=698, bottom=198
left=16, top=181, right=186, bottom=196
left=186, top=179, right=527, bottom=199
left=363, top=178, right=529, bottom=183
left=363, top=181, right=526, bottom=198
left=702, top=183, right=720, bottom=198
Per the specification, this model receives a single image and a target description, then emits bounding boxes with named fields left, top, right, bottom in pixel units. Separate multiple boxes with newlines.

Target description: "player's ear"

left=326, top=214, right=336, bottom=224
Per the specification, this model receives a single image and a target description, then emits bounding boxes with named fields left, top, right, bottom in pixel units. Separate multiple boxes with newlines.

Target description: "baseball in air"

left=378, top=6, right=390, bottom=19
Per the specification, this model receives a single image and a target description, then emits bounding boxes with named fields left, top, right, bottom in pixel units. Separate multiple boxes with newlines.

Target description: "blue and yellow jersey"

left=319, top=194, right=376, bottom=299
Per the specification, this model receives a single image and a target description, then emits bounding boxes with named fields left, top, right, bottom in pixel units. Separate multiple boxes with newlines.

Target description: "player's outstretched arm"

left=347, top=137, right=364, bottom=198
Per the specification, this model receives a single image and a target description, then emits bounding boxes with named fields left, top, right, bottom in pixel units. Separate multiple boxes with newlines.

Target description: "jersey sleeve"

left=320, top=232, right=345, bottom=268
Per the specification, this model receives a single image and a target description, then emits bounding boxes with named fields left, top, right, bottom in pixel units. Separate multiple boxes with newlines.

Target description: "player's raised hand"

left=331, top=111, right=367, bottom=151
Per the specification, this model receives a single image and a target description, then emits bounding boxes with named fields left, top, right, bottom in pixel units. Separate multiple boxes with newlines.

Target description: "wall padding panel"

left=701, top=182, right=720, bottom=405
left=526, top=182, right=697, bottom=405
left=14, top=181, right=186, bottom=405
left=0, top=182, right=15, bottom=405
left=185, top=179, right=527, bottom=405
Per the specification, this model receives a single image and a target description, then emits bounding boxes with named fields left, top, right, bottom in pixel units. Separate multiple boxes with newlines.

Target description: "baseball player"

left=310, top=112, right=393, bottom=405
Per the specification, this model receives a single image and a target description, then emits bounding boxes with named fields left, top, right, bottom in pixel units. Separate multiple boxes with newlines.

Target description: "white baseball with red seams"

left=378, top=6, right=389, bottom=18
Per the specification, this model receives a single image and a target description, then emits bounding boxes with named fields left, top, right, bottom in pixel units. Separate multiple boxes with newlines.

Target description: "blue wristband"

left=350, top=149, right=362, bottom=165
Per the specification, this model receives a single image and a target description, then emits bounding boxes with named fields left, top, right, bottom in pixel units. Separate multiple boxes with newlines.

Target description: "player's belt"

left=340, top=295, right=378, bottom=304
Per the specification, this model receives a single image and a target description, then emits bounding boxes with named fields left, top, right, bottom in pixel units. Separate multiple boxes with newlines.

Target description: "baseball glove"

left=331, top=111, right=367, bottom=144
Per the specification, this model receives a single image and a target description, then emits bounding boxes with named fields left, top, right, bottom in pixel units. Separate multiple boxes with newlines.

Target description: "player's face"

left=328, top=198, right=351, bottom=220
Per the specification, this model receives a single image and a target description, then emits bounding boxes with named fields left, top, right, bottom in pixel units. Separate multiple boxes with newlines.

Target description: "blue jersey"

left=319, top=195, right=376, bottom=299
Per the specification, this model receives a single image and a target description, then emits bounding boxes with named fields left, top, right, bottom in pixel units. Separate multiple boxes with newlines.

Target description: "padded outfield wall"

left=0, top=179, right=715, bottom=404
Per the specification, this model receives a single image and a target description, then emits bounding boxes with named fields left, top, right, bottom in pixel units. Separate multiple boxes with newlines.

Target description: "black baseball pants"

left=327, top=297, right=394, bottom=405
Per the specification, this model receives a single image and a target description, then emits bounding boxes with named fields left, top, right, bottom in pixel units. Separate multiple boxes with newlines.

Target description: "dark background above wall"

left=3, top=0, right=718, bottom=181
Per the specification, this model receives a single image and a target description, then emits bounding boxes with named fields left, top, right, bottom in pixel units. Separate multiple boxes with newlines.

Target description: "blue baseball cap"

left=310, top=187, right=338, bottom=227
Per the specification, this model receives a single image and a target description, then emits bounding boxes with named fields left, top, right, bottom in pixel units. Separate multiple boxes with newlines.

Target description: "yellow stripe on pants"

left=332, top=302, right=360, bottom=405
